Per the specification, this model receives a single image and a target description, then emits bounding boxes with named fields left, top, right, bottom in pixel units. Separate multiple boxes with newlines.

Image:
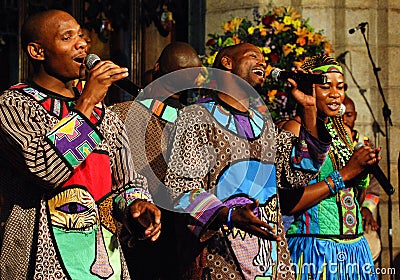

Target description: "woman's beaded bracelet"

left=330, top=170, right=346, bottom=192
left=324, top=170, right=346, bottom=195
left=324, top=178, right=335, bottom=195
left=226, top=205, right=242, bottom=230
left=227, top=206, right=235, bottom=229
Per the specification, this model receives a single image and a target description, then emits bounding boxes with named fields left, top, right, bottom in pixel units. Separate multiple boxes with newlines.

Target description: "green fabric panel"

left=318, top=195, right=340, bottom=235
left=53, top=226, right=99, bottom=279
left=287, top=219, right=300, bottom=234
left=318, top=155, right=334, bottom=180
left=64, top=150, right=81, bottom=167
left=53, top=226, right=122, bottom=279
left=318, top=158, right=341, bottom=235
left=317, top=157, right=364, bottom=235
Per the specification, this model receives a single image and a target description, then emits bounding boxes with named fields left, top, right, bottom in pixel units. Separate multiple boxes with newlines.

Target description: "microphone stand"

left=341, top=57, right=385, bottom=277
left=358, top=25, right=394, bottom=276
left=340, top=61, right=385, bottom=145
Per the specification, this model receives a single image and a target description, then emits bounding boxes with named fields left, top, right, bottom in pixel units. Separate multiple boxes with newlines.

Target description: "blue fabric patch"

left=251, top=110, right=264, bottom=135
left=216, top=160, right=276, bottom=203
left=201, top=102, right=264, bottom=138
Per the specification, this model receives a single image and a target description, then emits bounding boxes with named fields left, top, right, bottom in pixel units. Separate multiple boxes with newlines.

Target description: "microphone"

left=270, top=68, right=327, bottom=84
left=337, top=103, right=346, bottom=117
left=84, top=54, right=142, bottom=98
left=354, top=142, right=395, bottom=195
left=348, top=22, right=368, bottom=34
left=270, top=68, right=327, bottom=94
left=336, top=51, right=349, bottom=64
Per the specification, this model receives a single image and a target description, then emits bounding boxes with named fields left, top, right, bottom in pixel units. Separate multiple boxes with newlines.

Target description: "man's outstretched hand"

left=213, top=200, right=280, bottom=241
left=129, top=200, right=161, bottom=241
left=231, top=200, right=281, bottom=241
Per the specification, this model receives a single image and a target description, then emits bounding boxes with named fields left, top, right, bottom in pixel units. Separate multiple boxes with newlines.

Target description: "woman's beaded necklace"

left=325, top=116, right=353, bottom=170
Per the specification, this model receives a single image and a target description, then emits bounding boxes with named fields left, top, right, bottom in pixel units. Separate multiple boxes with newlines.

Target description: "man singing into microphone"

left=0, top=9, right=161, bottom=279
left=164, top=43, right=332, bottom=280
left=110, top=41, right=203, bottom=280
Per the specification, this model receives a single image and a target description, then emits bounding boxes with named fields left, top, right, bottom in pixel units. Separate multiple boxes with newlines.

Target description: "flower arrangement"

left=204, top=6, right=334, bottom=121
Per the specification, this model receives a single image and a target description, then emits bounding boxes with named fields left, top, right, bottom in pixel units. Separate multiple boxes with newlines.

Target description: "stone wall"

left=206, top=0, right=400, bottom=278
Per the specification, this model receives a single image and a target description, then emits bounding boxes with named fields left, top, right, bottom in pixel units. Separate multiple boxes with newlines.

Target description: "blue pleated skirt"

left=287, top=235, right=377, bottom=280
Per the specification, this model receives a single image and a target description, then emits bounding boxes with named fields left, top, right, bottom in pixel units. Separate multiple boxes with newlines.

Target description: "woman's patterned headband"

left=312, top=65, right=343, bottom=74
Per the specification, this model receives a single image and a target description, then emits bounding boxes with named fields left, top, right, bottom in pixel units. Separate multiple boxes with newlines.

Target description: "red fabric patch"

left=61, top=102, right=70, bottom=118
left=305, top=211, right=310, bottom=234
left=62, top=152, right=111, bottom=201
left=42, top=98, right=52, bottom=112
left=89, top=105, right=103, bottom=125
left=9, top=83, right=28, bottom=89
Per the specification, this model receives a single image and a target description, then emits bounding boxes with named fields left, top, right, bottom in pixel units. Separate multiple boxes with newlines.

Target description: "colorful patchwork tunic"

left=286, top=117, right=376, bottom=280
left=111, top=98, right=180, bottom=203
left=164, top=97, right=331, bottom=280
left=110, top=97, right=181, bottom=279
left=0, top=83, right=151, bottom=279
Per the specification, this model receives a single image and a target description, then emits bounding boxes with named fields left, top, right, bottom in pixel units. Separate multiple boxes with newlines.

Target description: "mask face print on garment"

left=48, top=186, right=97, bottom=231
left=47, top=187, right=117, bottom=278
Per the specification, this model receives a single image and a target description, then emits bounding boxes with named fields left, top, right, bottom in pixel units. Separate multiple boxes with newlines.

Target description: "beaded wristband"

left=227, top=206, right=235, bottom=230
left=324, top=178, right=335, bottom=195
left=330, top=170, right=346, bottom=192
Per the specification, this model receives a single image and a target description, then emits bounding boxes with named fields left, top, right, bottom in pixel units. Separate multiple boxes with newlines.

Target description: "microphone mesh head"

left=337, top=103, right=346, bottom=117
left=270, top=68, right=281, bottom=82
left=84, top=54, right=101, bottom=70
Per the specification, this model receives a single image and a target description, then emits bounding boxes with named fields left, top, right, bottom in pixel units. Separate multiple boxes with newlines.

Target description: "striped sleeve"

left=0, top=91, right=101, bottom=188
left=109, top=119, right=153, bottom=223
left=174, top=189, right=223, bottom=239
left=362, top=193, right=379, bottom=213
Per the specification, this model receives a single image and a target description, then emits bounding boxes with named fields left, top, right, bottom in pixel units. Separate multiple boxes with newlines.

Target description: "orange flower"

left=265, top=64, right=275, bottom=77
left=324, top=41, right=334, bottom=55
left=289, top=8, right=302, bottom=20
left=294, top=27, right=309, bottom=46
left=260, top=28, right=267, bottom=37
left=297, top=37, right=307, bottom=46
left=268, top=89, right=277, bottom=103
left=271, top=21, right=290, bottom=35
left=232, top=35, right=241, bottom=44
left=223, top=21, right=232, bottom=32
left=294, top=27, right=309, bottom=38
left=223, top=17, right=243, bottom=32
left=309, top=33, right=324, bottom=46
left=282, top=44, right=295, bottom=56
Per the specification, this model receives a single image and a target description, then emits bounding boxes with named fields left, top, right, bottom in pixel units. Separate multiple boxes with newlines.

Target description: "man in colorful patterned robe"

left=111, top=41, right=203, bottom=279
left=164, top=43, right=332, bottom=279
left=0, top=9, right=160, bottom=279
